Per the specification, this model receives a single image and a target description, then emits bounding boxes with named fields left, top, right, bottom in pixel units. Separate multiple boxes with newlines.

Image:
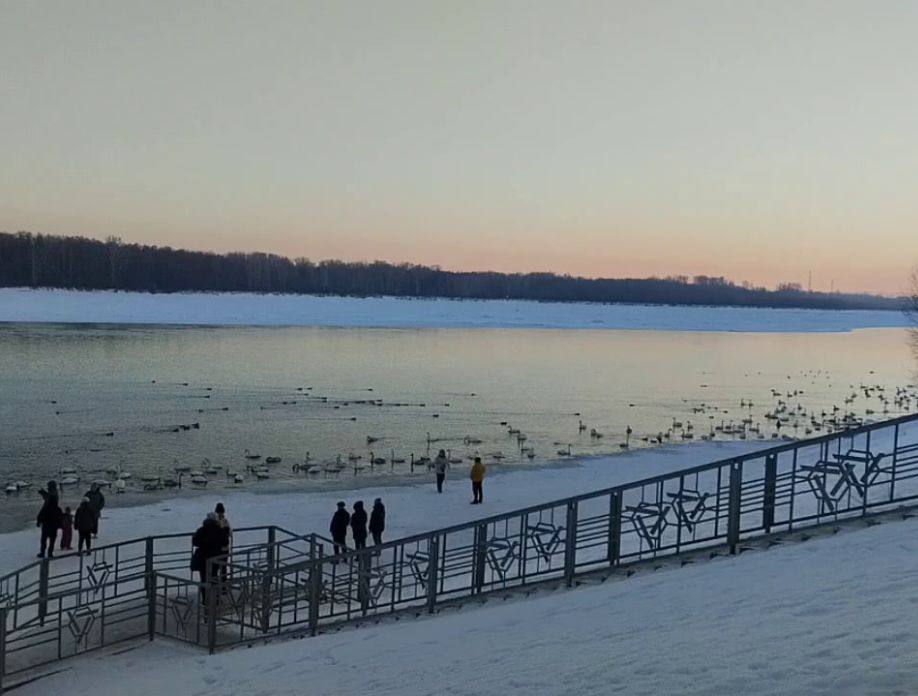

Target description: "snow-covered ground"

left=0, top=440, right=765, bottom=569
left=17, top=483, right=918, bottom=696
left=0, top=288, right=909, bottom=332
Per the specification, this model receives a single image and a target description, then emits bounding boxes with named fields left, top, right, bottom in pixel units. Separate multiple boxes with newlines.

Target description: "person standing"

left=84, top=483, right=106, bottom=538
left=74, top=498, right=95, bottom=555
left=214, top=502, right=232, bottom=582
left=350, top=500, right=368, bottom=550
left=191, top=513, right=224, bottom=604
left=36, top=480, right=62, bottom=558
left=329, top=501, right=350, bottom=556
left=433, top=449, right=449, bottom=493
left=470, top=456, right=486, bottom=504
left=369, top=498, right=386, bottom=545
left=60, top=506, right=74, bottom=551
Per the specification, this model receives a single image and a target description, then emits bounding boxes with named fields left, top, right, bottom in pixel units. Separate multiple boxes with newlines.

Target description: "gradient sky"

left=2, top=1, right=917, bottom=294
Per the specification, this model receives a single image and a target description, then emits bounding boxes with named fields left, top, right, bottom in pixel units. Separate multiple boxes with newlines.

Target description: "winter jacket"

left=191, top=518, right=225, bottom=573
left=74, top=502, right=95, bottom=533
left=84, top=488, right=105, bottom=516
left=433, top=455, right=449, bottom=476
left=369, top=502, right=386, bottom=534
left=330, top=508, right=350, bottom=540
left=350, top=504, right=368, bottom=542
left=37, top=493, right=63, bottom=532
left=470, top=461, right=486, bottom=482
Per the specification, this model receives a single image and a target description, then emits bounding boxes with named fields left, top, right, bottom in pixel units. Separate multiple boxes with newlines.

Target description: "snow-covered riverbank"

left=0, top=440, right=765, bottom=571
left=0, top=288, right=909, bottom=332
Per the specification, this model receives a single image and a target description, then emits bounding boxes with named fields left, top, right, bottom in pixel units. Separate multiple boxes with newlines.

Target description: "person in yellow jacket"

left=470, top=456, right=486, bottom=504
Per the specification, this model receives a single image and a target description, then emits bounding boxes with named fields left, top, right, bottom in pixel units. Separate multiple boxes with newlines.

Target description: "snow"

left=15, top=475, right=918, bottom=696
left=0, top=288, right=909, bottom=332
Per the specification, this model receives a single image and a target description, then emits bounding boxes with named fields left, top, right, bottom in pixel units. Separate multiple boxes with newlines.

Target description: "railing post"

left=0, top=607, right=7, bottom=695
left=146, top=535, right=156, bottom=641
left=38, top=557, right=49, bottom=625
left=206, top=567, right=217, bottom=654
left=308, top=549, right=322, bottom=637
left=357, top=551, right=370, bottom=616
left=473, top=524, right=487, bottom=594
left=890, top=424, right=900, bottom=502
left=267, top=526, right=277, bottom=573
left=426, top=535, right=440, bottom=614
left=144, top=536, right=154, bottom=589
left=607, top=491, right=622, bottom=566
left=727, top=461, right=742, bottom=554
left=147, top=572, right=156, bottom=641
left=564, top=501, right=579, bottom=587
left=763, top=454, right=777, bottom=533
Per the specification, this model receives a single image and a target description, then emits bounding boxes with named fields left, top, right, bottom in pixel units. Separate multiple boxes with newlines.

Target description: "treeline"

left=0, top=231, right=905, bottom=311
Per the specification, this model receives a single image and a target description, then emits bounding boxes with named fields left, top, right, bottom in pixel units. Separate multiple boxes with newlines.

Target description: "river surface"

left=0, top=318, right=915, bottom=533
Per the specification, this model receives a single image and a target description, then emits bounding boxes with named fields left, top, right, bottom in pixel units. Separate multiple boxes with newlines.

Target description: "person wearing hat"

left=369, top=498, right=386, bottom=545
left=329, top=501, right=350, bottom=556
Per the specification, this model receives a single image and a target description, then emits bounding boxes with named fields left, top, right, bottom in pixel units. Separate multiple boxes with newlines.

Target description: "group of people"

left=36, top=480, right=106, bottom=558
left=330, top=498, right=385, bottom=553
left=432, top=450, right=486, bottom=504
left=191, top=502, right=232, bottom=602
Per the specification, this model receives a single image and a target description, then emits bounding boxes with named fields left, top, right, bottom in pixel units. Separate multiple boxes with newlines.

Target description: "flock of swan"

left=5, top=375, right=917, bottom=497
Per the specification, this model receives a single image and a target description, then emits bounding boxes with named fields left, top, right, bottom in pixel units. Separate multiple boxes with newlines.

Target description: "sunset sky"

left=2, top=1, right=917, bottom=295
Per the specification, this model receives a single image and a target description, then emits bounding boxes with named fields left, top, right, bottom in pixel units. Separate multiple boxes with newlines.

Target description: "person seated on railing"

left=351, top=500, right=368, bottom=550
left=330, top=501, right=350, bottom=558
left=191, top=512, right=224, bottom=604
left=36, top=480, right=63, bottom=559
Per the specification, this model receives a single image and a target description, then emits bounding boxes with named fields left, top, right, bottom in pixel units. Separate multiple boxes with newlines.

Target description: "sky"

left=1, top=1, right=917, bottom=295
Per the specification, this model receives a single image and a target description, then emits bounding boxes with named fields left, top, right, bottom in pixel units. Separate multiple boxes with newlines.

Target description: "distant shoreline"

left=0, top=287, right=909, bottom=333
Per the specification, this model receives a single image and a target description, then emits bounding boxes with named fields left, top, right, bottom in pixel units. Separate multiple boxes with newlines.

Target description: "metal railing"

left=2, top=412, right=918, bottom=690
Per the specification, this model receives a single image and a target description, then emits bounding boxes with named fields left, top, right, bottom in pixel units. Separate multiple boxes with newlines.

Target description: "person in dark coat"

left=84, top=483, right=105, bottom=537
left=191, top=513, right=225, bottom=603
left=36, top=481, right=62, bottom=558
left=369, top=498, right=385, bottom=545
left=329, top=501, right=350, bottom=556
left=60, top=506, right=73, bottom=551
left=350, top=500, right=368, bottom=550
left=74, top=498, right=95, bottom=555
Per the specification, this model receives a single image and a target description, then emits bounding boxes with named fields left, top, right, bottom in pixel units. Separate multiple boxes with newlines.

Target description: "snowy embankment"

left=19, top=485, right=918, bottom=696
left=0, top=440, right=765, bottom=570
left=0, top=288, right=909, bottom=332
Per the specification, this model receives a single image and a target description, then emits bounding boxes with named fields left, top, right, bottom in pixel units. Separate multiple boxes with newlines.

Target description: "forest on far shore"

left=0, top=231, right=905, bottom=311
